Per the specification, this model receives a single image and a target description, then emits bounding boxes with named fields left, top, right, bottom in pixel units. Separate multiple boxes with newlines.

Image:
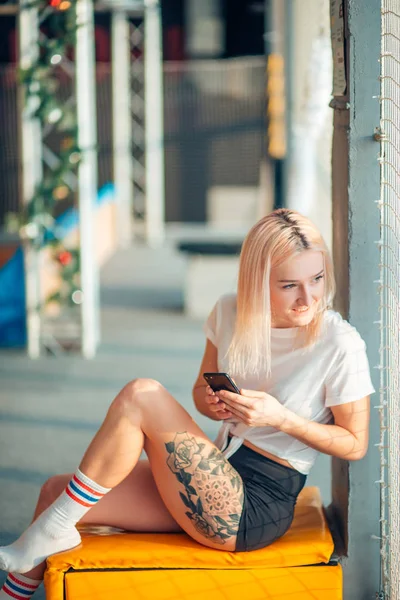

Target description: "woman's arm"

left=279, top=397, right=370, bottom=460
left=217, top=388, right=370, bottom=460
left=192, top=340, right=232, bottom=422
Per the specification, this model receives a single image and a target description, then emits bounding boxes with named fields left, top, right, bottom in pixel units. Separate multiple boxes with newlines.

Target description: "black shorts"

left=227, top=443, right=307, bottom=552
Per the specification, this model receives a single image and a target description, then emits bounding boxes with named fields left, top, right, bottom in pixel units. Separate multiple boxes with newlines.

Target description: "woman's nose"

left=298, top=286, right=312, bottom=306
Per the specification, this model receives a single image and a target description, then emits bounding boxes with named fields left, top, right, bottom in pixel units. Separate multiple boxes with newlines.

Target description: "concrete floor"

left=0, top=235, right=330, bottom=598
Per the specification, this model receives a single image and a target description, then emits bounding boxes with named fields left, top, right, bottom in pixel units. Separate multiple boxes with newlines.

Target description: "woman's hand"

left=216, top=388, right=286, bottom=428
left=205, top=386, right=234, bottom=421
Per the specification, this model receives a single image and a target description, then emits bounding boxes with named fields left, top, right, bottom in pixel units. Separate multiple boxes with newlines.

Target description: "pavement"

left=0, top=230, right=330, bottom=598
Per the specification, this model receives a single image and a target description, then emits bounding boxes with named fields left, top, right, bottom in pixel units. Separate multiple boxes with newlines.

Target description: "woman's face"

left=269, top=250, right=325, bottom=328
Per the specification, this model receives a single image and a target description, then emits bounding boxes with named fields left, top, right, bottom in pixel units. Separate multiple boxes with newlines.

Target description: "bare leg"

left=18, top=459, right=182, bottom=582
left=1, top=378, right=243, bottom=574
left=78, top=378, right=243, bottom=549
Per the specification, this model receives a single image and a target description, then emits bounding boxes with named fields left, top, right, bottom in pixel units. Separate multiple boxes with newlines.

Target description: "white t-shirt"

left=204, top=294, right=375, bottom=474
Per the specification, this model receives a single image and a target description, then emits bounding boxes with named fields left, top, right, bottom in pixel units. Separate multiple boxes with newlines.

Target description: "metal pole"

left=18, top=3, right=42, bottom=359
left=75, top=0, right=100, bottom=358
left=112, top=9, right=134, bottom=247
left=144, top=0, right=165, bottom=245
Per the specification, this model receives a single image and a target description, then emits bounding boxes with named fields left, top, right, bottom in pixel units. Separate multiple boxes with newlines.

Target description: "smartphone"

left=203, top=372, right=241, bottom=394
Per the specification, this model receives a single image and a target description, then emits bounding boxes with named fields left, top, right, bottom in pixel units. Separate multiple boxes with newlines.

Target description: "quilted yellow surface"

left=63, top=565, right=342, bottom=600
left=46, top=487, right=333, bottom=574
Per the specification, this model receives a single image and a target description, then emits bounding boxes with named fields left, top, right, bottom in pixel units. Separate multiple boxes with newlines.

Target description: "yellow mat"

left=64, top=565, right=342, bottom=600
left=45, top=487, right=340, bottom=600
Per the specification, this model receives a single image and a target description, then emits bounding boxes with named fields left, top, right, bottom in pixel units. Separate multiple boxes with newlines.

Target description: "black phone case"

left=203, top=372, right=240, bottom=394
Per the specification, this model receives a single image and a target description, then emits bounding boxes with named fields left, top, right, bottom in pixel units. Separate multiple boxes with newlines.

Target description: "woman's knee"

left=113, top=378, right=164, bottom=412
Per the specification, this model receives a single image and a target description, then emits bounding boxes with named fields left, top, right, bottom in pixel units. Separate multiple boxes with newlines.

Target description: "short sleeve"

left=325, top=330, right=375, bottom=407
left=203, top=300, right=219, bottom=346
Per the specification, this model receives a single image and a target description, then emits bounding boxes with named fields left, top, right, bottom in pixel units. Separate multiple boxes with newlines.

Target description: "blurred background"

left=0, top=1, right=334, bottom=595
left=1, top=0, right=395, bottom=597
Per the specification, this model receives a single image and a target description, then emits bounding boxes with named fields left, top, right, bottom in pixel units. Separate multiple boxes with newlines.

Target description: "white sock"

left=0, top=573, right=41, bottom=599
left=0, top=469, right=111, bottom=574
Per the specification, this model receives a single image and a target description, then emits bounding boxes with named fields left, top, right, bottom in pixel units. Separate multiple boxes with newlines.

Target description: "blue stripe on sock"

left=5, top=579, right=33, bottom=596
left=69, top=479, right=98, bottom=504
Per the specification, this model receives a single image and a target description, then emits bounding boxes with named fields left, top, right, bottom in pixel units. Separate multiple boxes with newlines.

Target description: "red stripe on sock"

left=3, top=584, right=32, bottom=600
left=8, top=574, right=38, bottom=590
left=65, top=485, right=94, bottom=508
left=72, top=475, right=104, bottom=498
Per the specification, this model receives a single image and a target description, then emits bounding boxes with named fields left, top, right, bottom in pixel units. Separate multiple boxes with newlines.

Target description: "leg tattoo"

left=165, top=432, right=244, bottom=545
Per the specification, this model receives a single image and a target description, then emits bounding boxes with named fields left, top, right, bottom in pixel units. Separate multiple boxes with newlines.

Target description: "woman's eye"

left=282, top=275, right=324, bottom=290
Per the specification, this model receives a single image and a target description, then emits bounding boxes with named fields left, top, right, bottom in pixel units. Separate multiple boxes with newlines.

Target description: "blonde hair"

left=227, top=208, right=336, bottom=378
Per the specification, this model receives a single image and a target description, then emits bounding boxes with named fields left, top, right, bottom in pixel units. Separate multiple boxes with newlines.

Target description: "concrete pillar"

left=330, top=0, right=381, bottom=597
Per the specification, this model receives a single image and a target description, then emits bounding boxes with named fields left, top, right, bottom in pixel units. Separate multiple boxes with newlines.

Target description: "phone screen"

left=203, top=372, right=241, bottom=394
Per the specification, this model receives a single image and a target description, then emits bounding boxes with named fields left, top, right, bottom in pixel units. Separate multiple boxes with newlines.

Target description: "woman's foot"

left=0, top=507, right=81, bottom=574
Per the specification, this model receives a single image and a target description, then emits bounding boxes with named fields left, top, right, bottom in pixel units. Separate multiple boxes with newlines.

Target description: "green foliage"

left=11, top=0, right=83, bottom=310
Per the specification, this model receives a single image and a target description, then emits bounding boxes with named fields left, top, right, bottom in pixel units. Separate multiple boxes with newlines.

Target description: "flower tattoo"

left=165, top=432, right=244, bottom=545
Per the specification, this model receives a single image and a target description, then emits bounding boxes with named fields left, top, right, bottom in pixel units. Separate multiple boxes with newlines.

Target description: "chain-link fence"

left=0, top=55, right=266, bottom=230
left=163, top=56, right=266, bottom=223
left=378, top=2, right=400, bottom=598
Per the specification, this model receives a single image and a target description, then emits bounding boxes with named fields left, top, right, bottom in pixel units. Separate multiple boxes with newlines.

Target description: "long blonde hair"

left=227, top=208, right=336, bottom=378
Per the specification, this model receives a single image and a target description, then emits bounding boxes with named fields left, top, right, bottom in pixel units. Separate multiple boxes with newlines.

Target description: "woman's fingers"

left=204, top=386, right=232, bottom=419
left=223, top=403, right=249, bottom=418
left=205, top=395, right=220, bottom=405
left=224, top=406, right=251, bottom=423
left=208, top=400, right=233, bottom=417
left=215, top=405, right=232, bottom=418
left=209, top=401, right=227, bottom=412
left=218, top=411, right=233, bottom=419
left=217, top=390, right=253, bottom=407
left=240, top=388, right=264, bottom=398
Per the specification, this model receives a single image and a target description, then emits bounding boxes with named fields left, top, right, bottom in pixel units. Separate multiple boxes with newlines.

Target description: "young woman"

left=0, top=209, right=374, bottom=599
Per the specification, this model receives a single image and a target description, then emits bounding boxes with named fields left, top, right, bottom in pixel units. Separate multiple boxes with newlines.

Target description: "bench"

left=178, top=240, right=243, bottom=319
left=44, top=486, right=342, bottom=599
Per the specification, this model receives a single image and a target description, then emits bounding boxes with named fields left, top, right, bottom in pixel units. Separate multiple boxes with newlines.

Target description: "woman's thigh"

left=40, top=381, right=245, bottom=551
left=133, top=381, right=244, bottom=551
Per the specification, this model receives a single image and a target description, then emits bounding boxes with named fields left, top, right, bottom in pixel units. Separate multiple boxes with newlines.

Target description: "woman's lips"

left=292, top=306, right=310, bottom=313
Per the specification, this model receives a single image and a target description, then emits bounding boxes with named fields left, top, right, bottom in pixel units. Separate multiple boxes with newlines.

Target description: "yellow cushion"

left=63, top=565, right=342, bottom=600
left=47, top=487, right=333, bottom=572
left=45, top=487, right=338, bottom=599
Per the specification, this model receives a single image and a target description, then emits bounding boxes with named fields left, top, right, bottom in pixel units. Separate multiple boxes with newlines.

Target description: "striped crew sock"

left=0, top=469, right=111, bottom=574
left=0, top=573, right=41, bottom=599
